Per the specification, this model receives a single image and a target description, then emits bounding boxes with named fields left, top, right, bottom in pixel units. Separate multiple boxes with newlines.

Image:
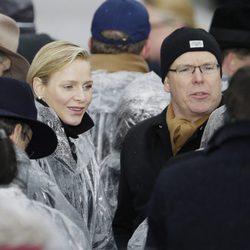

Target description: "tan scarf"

left=89, top=53, right=149, bottom=73
left=167, top=104, right=209, bottom=155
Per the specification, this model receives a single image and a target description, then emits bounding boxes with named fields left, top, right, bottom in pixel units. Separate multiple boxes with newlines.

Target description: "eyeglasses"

left=169, top=63, right=220, bottom=76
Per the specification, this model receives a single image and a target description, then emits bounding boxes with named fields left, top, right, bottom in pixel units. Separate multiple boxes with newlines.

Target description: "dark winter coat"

left=113, top=107, right=207, bottom=248
left=147, top=120, right=250, bottom=250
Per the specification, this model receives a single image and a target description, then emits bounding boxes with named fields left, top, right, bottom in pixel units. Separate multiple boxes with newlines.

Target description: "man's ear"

left=9, top=124, right=22, bottom=145
left=163, top=76, right=170, bottom=93
left=222, top=52, right=236, bottom=77
left=2, top=57, right=11, bottom=71
left=32, top=77, right=45, bottom=99
left=140, top=40, right=150, bottom=59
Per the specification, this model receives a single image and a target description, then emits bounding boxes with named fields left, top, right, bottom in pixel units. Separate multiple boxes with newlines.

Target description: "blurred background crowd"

left=30, top=0, right=231, bottom=48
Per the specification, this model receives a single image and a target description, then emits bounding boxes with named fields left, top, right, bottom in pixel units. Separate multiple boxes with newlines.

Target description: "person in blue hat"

left=88, top=0, right=169, bottom=235
left=88, top=0, right=155, bottom=163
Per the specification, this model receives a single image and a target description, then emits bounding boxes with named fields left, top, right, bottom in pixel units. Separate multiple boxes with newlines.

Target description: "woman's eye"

left=83, top=84, right=92, bottom=90
left=64, top=85, right=73, bottom=89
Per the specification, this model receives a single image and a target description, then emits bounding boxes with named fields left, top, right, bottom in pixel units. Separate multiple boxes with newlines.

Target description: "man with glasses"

left=113, top=27, right=222, bottom=248
left=146, top=65, right=250, bottom=250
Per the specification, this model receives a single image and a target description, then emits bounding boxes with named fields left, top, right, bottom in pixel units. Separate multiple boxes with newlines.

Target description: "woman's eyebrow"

left=83, top=80, right=93, bottom=84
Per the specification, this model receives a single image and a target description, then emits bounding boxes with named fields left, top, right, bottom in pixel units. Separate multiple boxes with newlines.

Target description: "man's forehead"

left=172, top=51, right=217, bottom=66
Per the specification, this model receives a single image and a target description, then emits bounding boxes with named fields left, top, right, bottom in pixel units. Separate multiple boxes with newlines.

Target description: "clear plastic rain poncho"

left=0, top=185, right=90, bottom=250
left=99, top=71, right=171, bottom=219
left=34, top=101, right=116, bottom=250
left=127, top=218, right=148, bottom=250
left=89, top=70, right=146, bottom=163
left=200, top=105, right=226, bottom=148
left=13, top=145, right=91, bottom=249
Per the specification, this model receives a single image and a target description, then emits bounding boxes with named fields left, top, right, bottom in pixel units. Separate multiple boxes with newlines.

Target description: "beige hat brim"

left=0, top=45, right=30, bottom=81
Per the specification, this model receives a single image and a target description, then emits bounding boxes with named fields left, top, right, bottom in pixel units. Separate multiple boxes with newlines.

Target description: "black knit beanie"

left=160, top=27, right=222, bottom=83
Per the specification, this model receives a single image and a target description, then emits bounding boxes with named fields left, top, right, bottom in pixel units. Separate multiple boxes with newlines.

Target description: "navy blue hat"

left=0, top=77, right=58, bottom=159
left=91, top=0, right=150, bottom=45
left=209, top=3, right=250, bottom=50
left=160, top=27, right=222, bottom=83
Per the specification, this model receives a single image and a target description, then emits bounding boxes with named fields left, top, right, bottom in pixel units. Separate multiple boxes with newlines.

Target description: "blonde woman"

left=27, top=41, right=116, bottom=250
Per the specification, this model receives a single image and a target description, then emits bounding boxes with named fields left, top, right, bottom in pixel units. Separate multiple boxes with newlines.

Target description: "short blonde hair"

left=26, top=40, right=89, bottom=86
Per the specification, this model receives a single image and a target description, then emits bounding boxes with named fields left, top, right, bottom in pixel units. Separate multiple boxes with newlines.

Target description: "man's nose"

left=192, top=66, right=204, bottom=83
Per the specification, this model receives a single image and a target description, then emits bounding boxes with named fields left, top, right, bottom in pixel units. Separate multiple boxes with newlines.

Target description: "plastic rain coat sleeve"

left=200, top=105, right=226, bottom=148
left=0, top=185, right=91, bottom=250
left=127, top=218, right=148, bottom=250
left=89, top=70, right=148, bottom=163
left=13, top=145, right=91, bottom=243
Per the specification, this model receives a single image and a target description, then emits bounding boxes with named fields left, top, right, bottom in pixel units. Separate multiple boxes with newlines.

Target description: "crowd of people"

left=0, top=0, right=250, bottom=250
